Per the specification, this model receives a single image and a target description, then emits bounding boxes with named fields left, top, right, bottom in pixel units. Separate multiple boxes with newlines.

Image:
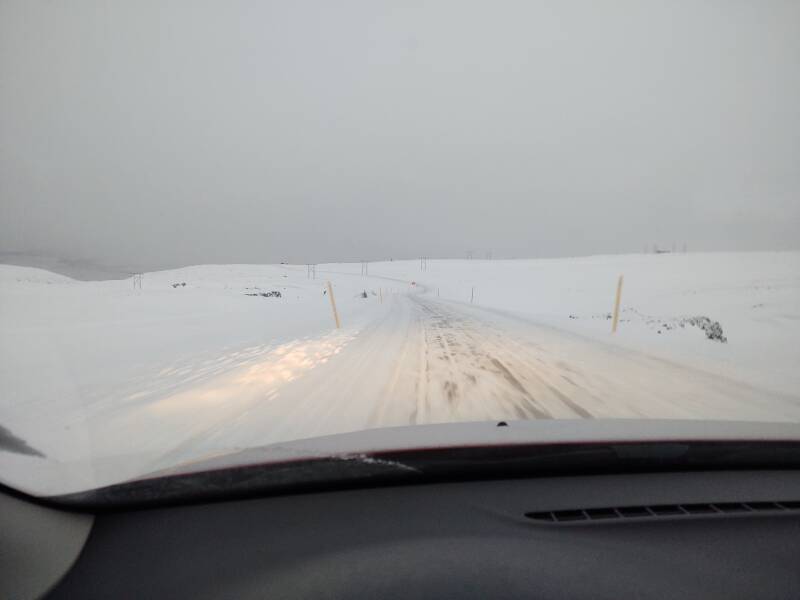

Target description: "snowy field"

left=1, top=251, right=799, bottom=495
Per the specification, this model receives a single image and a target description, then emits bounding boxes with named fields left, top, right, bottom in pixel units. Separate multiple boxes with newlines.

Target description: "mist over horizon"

left=2, top=1, right=799, bottom=274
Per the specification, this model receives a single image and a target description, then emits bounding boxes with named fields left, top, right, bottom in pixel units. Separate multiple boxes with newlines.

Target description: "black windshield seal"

left=37, top=440, right=800, bottom=512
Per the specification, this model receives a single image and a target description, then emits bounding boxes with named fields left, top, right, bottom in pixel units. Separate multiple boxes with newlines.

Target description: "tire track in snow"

left=410, top=297, right=578, bottom=421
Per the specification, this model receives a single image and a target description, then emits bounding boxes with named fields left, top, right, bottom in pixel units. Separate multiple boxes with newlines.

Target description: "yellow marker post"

left=327, top=281, right=341, bottom=329
left=611, top=275, right=624, bottom=333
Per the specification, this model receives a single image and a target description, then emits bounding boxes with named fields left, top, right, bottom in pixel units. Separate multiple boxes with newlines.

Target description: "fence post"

left=611, top=275, right=624, bottom=333
left=327, top=281, right=341, bottom=329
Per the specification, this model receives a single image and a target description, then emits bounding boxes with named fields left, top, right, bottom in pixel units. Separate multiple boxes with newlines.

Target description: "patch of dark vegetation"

left=245, top=290, right=282, bottom=298
left=571, top=308, right=728, bottom=343
left=634, top=310, right=727, bottom=343
left=171, top=282, right=187, bottom=288
left=646, top=315, right=726, bottom=342
left=683, top=316, right=728, bottom=343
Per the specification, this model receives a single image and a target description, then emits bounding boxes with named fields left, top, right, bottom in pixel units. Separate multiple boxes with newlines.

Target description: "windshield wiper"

left=0, top=425, right=45, bottom=458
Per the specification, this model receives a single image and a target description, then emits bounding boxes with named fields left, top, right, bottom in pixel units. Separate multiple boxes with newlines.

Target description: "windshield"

left=1, top=1, right=799, bottom=498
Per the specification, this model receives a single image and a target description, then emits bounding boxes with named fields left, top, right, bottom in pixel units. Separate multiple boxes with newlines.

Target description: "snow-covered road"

left=143, top=289, right=800, bottom=471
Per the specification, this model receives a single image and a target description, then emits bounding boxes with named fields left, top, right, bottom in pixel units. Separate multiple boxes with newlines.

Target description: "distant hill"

left=0, top=252, right=134, bottom=281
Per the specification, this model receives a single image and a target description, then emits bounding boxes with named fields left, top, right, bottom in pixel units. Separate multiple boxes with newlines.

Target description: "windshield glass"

left=1, top=1, right=799, bottom=498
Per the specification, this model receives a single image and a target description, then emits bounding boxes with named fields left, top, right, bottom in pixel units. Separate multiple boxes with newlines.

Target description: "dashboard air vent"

left=526, top=501, right=800, bottom=523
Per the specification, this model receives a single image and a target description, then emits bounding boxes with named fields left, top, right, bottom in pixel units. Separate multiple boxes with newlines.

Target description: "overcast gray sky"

left=1, top=0, right=798, bottom=270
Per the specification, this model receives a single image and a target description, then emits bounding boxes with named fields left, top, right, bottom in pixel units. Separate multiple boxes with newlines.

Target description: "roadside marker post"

left=611, top=275, right=624, bottom=333
left=326, top=281, right=341, bottom=329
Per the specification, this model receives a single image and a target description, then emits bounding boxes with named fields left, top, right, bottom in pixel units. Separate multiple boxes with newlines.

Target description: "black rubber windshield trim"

left=41, top=440, right=800, bottom=512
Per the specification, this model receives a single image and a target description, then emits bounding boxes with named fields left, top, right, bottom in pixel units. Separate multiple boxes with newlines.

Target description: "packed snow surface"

left=1, top=252, right=799, bottom=494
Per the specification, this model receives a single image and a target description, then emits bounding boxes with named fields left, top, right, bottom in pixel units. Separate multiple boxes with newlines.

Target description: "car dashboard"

left=3, top=468, right=798, bottom=599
